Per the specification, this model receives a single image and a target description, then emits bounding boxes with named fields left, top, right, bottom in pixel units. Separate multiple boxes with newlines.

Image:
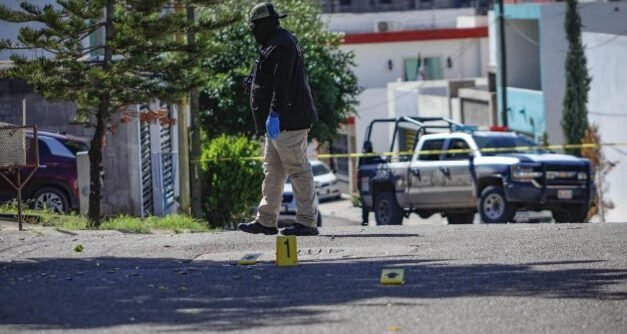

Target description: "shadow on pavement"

left=322, top=234, right=422, bottom=238
left=1, top=256, right=626, bottom=331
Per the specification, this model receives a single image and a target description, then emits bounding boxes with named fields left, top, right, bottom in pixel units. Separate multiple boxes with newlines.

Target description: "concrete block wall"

left=101, top=110, right=143, bottom=216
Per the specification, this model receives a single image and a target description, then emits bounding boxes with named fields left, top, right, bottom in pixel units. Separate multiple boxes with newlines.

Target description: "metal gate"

left=160, top=122, right=175, bottom=207
left=139, top=121, right=153, bottom=216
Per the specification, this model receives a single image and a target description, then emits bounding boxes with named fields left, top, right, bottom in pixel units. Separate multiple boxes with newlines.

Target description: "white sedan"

left=310, top=160, right=341, bottom=200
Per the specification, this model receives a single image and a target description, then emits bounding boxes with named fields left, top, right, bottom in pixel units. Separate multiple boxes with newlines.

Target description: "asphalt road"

left=317, top=195, right=449, bottom=227
left=0, top=216, right=626, bottom=334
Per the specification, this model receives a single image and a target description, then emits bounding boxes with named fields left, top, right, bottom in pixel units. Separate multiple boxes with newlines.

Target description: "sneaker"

left=238, top=221, right=278, bottom=235
left=361, top=221, right=369, bottom=226
left=281, top=223, right=319, bottom=236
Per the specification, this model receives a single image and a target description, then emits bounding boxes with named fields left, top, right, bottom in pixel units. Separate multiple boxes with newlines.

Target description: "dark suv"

left=0, top=130, right=89, bottom=213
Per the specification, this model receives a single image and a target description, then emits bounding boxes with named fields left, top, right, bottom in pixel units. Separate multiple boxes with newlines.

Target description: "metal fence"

left=0, top=125, right=40, bottom=230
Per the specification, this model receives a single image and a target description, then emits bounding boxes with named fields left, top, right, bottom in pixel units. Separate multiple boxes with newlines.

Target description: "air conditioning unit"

left=374, top=20, right=403, bottom=33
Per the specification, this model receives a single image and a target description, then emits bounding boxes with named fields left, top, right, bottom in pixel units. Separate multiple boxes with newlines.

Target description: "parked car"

left=311, top=160, right=341, bottom=201
left=251, top=161, right=329, bottom=227
left=0, top=130, right=89, bottom=213
left=279, top=179, right=322, bottom=227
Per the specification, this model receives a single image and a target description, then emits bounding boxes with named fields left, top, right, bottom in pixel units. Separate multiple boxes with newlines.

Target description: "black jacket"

left=249, top=28, right=318, bottom=135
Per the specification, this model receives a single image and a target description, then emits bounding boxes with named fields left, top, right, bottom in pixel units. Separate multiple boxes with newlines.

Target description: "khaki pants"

left=256, top=129, right=317, bottom=228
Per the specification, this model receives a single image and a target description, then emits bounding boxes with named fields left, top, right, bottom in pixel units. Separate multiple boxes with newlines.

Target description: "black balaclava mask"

left=250, top=17, right=280, bottom=46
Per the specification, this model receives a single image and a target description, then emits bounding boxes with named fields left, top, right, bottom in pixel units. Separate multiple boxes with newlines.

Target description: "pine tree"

left=0, top=1, right=237, bottom=226
left=561, top=0, right=591, bottom=156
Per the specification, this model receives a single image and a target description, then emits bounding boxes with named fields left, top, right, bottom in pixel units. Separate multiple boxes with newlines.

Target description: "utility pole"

left=174, top=1, right=191, bottom=215
left=497, top=0, right=508, bottom=126
left=187, top=5, right=203, bottom=218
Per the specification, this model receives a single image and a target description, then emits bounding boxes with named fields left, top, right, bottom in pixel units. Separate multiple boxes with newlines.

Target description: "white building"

left=323, top=9, right=490, bottom=192
left=584, top=32, right=627, bottom=223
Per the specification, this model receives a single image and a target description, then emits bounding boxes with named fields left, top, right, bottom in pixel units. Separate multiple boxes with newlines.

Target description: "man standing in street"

left=239, top=2, right=319, bottom=236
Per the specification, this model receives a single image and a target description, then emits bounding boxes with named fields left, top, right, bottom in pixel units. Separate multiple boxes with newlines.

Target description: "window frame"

left=416, top=138, right=445, bottom=161
left=444, top=138, right=472, bottom=161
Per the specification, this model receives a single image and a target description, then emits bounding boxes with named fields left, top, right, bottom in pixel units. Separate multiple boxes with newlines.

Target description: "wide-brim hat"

left=249, top=2, right=287, bottom=22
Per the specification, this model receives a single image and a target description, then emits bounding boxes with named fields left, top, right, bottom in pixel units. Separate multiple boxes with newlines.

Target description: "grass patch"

left=100, top=215, right=209, bottom=233
left=0, top=201, right=209, bottom=233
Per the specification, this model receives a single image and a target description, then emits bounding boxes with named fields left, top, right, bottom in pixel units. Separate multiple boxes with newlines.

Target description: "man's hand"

left=266, top=110, right=280, bottom=139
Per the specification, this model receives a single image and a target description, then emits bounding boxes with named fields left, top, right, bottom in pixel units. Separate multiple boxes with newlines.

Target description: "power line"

left=589, top=111, right=627, bottom=117
left=586, top=27, right=627, bottom=49
left=609, top=146, right=627, bottom=158
left=505, top=21, right=539, bottom=46
left=504, top=16, right=627, bottom=52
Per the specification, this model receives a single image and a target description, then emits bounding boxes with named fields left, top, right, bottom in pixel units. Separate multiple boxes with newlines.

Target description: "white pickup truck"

left=357, top=117, right=594, bottom=225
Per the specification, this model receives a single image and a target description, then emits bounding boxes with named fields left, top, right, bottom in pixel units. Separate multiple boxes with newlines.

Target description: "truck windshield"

left=472, top=134, right=543, bottom=156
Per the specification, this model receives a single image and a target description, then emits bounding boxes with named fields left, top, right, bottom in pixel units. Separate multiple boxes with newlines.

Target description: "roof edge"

left=342, top=27, right=488, bottom=44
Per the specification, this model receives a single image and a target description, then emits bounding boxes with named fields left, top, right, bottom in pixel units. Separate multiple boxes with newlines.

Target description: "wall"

left=340, top=37, right=487, bottom=89
left=101, top=111, right=142, bottom=216
left=354, top=88, right=390, bottom=153
left=488, top=11, right=497, bottom=67
left=459, top=87, right=496, bottom=126
left=584, top=32, right=627, bottom=223
left=323, top=8, right=475, bottom=33
left=538, top=2, right=627, bottom=145
left=457, top=15, right=489, bottom=28
left=0, top=80, right=92, bottom=137
left=321, top=0, right=419, bottom=13
left=418, top=94, right=451, bottom=118
left=505, top=19, right=541, bottom=90
left=386, top=79, right=484, bottom=144
left=388, top=80, right=485, bottom=118
left=505, top=87, right=545, bottom=140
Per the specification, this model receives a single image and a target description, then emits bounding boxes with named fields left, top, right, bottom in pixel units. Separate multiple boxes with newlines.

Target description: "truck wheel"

left=552, top=206, right=589, bottom=223
left=478, top=186, right=515, bottom=224
left=447, top=213, right=475, bottom=224
left=374, top=192, right=403, bottom=225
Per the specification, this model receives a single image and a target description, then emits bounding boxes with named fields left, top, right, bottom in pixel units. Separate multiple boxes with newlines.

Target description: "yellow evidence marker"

left=380, top=268, right=405, bottom=285
left=276, top=235, right=298, bottom=267
left=238, top=253, right=262, bottom=266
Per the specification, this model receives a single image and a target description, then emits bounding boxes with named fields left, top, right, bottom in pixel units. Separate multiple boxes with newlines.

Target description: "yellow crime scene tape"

left=196, top=142, right=627, bottom=162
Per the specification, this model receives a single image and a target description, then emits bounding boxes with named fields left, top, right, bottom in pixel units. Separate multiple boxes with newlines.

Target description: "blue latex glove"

left=266, top=110, right=280, bottom=139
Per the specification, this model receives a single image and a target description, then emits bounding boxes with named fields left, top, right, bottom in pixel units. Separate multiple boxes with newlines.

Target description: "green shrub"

left=201, top=134, right=264, bottom=228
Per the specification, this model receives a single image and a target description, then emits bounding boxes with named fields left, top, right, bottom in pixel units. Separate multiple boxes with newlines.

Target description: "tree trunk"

left=188, top=5, right=203, bottom=218
left=88, top=0, right=114, bottom=226
left=190, top=87, right=203, bottom=218
left=88, top=107, right=106, bottom=226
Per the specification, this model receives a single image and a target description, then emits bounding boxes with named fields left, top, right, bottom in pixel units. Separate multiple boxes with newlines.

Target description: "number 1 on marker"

left=276, top=235, right=297, bottom=266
